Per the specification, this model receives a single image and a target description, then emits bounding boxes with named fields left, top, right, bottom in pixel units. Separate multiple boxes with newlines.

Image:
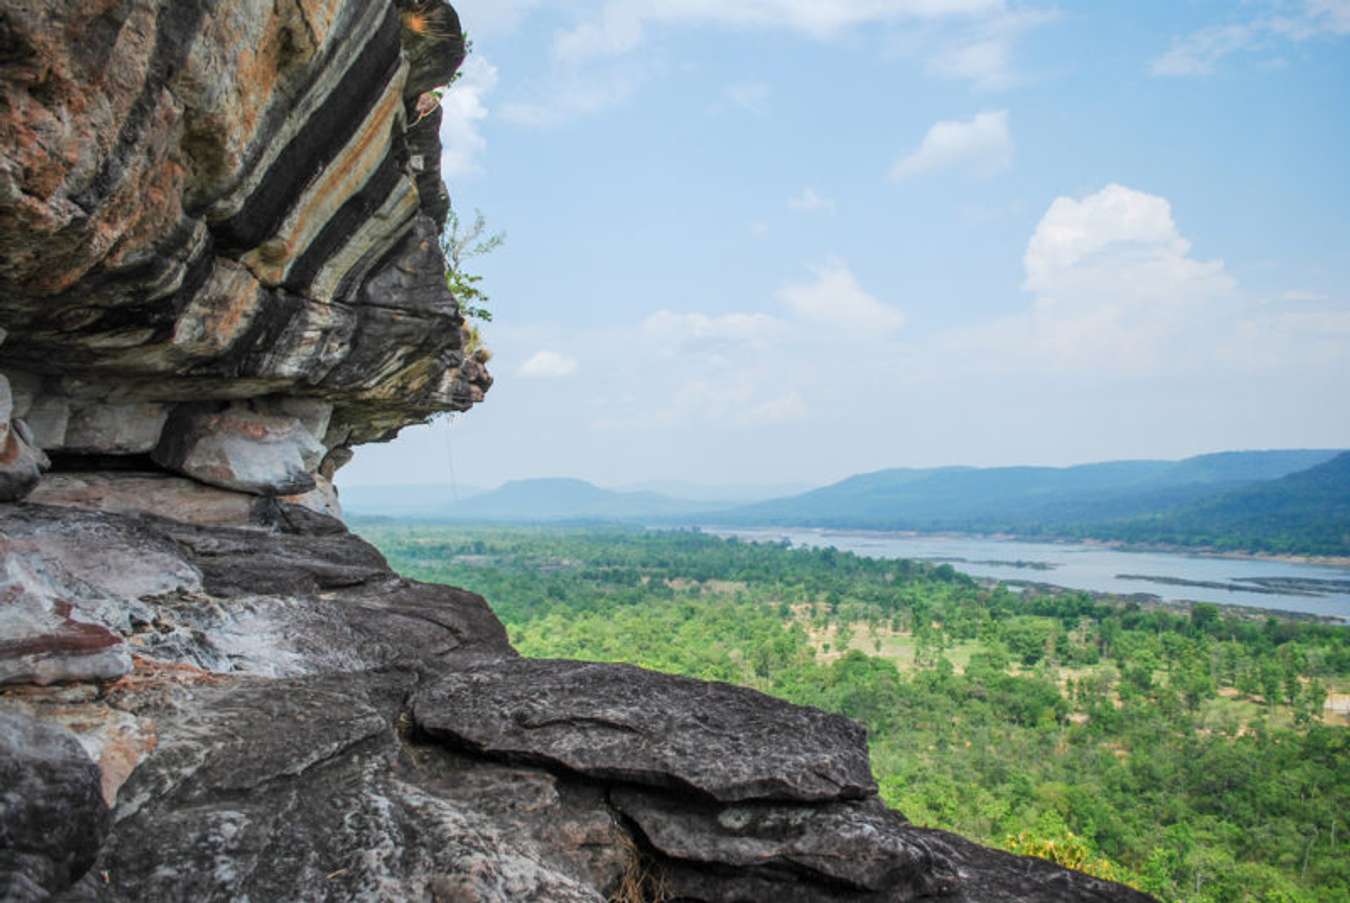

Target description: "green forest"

left=360, top=523, right=1350, bottom=903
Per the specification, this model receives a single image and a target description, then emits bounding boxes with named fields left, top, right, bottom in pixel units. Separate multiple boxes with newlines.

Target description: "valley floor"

left=362, top=523, right=1350, bottom=903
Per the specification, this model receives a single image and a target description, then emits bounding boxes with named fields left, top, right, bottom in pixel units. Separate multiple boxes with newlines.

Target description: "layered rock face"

left=2, top=2, right=1154, bottom=901
left=0, top=0, right=490, bottom=503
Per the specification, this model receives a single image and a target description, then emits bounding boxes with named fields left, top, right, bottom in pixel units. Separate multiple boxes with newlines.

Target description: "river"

left=707, top=528, right=1350, bottom=621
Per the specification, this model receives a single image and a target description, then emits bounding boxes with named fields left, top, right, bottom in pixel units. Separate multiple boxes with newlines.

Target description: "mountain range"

left=341, top=449, right=1350, bottom=555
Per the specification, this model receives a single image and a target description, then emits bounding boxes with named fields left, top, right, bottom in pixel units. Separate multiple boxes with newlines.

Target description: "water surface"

left=708, top=528, right=1350, bottom=621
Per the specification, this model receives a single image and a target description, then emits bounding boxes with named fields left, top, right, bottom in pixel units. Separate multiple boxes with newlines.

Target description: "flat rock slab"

left=610, top=788, right=957, bottom=897
left=413, top=658, right=876, bottom=803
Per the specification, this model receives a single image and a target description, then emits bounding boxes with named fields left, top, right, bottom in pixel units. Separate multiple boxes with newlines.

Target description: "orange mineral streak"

left=106, top=655, right=227, bottom=693
left=241, top=64, right=408, bottom=285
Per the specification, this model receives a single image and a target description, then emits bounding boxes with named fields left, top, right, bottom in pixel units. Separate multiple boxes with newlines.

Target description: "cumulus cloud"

left=518, top=350, right=579, bottom=378
left=439, top=56, right=498, bottom=178
left=777, top=260, right=906, bottom=334
left=788, top=187, right=835, bottom=213
left=554, top=0, right=1003, bottom=64
left=889, top=110, right=1011, bottom=180
left=1152, top=0, right=1350, bottom=75
left=946, top=184, right=1235, bottom=372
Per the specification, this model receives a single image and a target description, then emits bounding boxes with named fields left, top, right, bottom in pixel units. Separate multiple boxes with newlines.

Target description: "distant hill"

left=719, top=450, right=1341, bottom=529
left=340, top=451, right=1349, bottom=554
left=1088, top=452, right=1350, bottom=555
left=344, top=477, right=721, bottom=521
left=339, top=483, right=484, bottom=516
left=614, top=480, right=817, bottom=504
left=709, top=450, right=1348, bottom=554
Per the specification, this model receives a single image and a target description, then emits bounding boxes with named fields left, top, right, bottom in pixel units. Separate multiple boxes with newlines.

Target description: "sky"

left=339, top=0, right=1350, bottom=491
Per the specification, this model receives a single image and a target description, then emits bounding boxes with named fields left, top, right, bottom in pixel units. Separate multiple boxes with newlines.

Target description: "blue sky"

left=340, top=0, right=1350, bottom=490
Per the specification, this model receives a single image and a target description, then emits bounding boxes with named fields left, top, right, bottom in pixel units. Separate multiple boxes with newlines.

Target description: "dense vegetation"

left=361, top=523, right=1350, bottom=903
left=1081, top=453, right=1350, bottom=555
left=714, top=450, right=1350, bottom=556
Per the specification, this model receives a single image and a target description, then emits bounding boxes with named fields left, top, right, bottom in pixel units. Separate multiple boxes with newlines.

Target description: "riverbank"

left=800, top=527, right=1350, bottom=569
left=711, top=527, right=1350, bottom=621
left=989, top=577, right=1347, bottom=626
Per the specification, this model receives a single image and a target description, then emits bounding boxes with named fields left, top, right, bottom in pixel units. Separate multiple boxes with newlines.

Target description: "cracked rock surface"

left=1, top=502, right=1156, bottom=902
left=413, top=657, right=877, bottom=804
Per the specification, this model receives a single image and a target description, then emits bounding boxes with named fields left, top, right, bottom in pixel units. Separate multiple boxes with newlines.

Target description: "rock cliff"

left=1, top=3, right=1155, bottom=901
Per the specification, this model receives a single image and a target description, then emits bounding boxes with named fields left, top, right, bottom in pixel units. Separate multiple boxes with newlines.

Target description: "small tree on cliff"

left=441, top=205, right=504, bottom=323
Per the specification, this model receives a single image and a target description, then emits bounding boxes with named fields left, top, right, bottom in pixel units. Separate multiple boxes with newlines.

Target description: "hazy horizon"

left=339, top=0, right=1349, bottom=491
left=337, top=446, right=1346, bottom=491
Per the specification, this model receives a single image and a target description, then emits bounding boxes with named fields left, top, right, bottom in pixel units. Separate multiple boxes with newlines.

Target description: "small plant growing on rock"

left=609, top=834, right=671, bottom=903
left=441, top=205, right=504, bottom=324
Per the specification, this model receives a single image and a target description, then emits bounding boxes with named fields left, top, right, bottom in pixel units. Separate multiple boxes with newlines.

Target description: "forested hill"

left=1085, top=452, right=1350, bottom=555
left=713, top=449, right=1349, bottom=555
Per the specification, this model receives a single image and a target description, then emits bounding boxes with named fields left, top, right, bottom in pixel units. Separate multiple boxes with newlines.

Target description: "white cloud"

left=889, top=110, right=1011, bottom=180
left=788, top=187, right=835, bottom=213
left=554, top=0, right=1003, bottom=64
left=642, top=310, right=785, bottom=356
left=1151, top=23, right=1263, bottom=76
left=439, top=56, right=497, bottom=179
left=924, top=8, right=1057, bottom=90
left=946, top=184, right=1236, bottom=372
left=750, top=221, right=770, bottom=238
left=518, top=350, right=579, bottom=378
left=499, top=68, right=642, bottom=127
left=724, top=80, right=771, bottom=113
left=776, top=260, right=906, bottom=334
left=1022, top=183, right=1196, bottom=292
left=1152, top=1, right=1350, bottom=76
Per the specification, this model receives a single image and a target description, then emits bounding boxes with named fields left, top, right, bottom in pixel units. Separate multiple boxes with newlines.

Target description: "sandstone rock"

left=282, top=472, right=344, bottom=520
left=413, top=658, right=877, bottom=803
left=5, top=371, right=44, bottom=420
left=0, top=0, right=488, bottom=456
left=0, top=504, right=511, bottom=684
left=47, top=673, right=613, bottom=903
left=60, top=403, right=170, bottom=455
left=29, top=472, right=262, bottom=527
left=20, top=394, right=69, bottom=449
left=0, top=692, right=157, bottom=809
left=0, top=712, right=111, bottom=900
left=152, top=404, right=324, bottom=495
left=914, top=829, right=1159, bottom=903
left=1, top=505, right=203, bottom=602
left=0, top=505, right=201, bottom=685
left=319, top=445, right=355, bottom=479
left=0, top=374, right=45, bottom=501
left=611, top=788, right=959, bottom=898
